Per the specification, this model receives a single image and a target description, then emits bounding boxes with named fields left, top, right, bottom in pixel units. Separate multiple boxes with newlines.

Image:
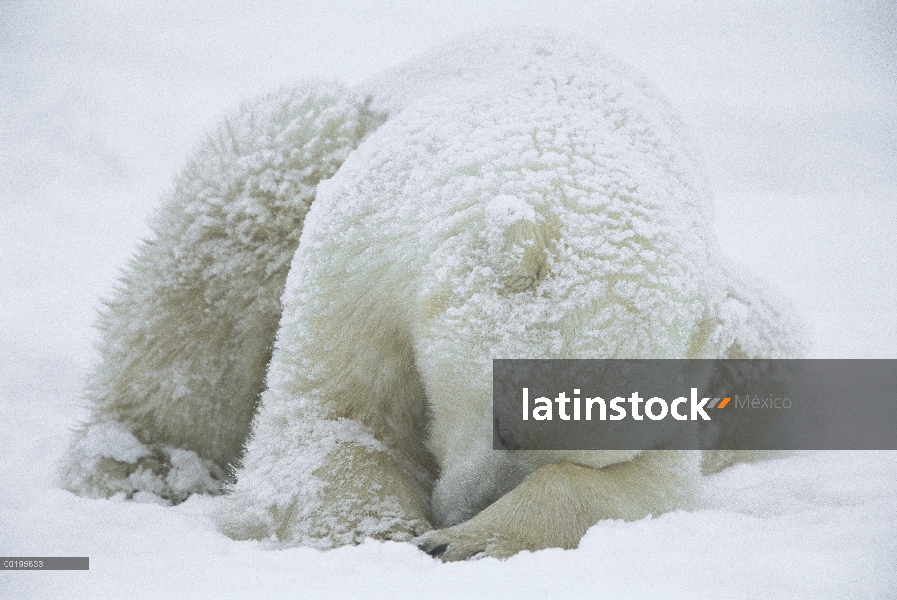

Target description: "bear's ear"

left=484, top=195, right=557, bottom=293
left=688, top=262, right=809, bottom=360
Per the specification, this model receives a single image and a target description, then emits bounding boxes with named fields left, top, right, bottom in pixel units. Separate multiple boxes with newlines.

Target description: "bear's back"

left=295, top=29, right=722, bottom=360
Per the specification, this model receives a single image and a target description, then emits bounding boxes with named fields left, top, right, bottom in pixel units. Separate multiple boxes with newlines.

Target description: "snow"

left=2, top=1, right=896, bottom=598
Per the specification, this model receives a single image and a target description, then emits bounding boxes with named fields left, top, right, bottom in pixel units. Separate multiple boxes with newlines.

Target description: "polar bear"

left=61, top=30, right=803, bottom=559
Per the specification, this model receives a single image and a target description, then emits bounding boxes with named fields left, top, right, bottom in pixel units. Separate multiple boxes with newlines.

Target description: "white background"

left=1, top=1, right=895, bottom=598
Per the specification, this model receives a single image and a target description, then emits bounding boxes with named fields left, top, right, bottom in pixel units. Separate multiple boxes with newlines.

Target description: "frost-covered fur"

left=62, top=30, right=803, bottom=558
left=60, top=82, right=384, bottom=502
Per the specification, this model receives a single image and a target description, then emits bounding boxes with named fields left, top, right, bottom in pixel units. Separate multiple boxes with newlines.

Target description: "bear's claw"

left=413, top=529, right=493, bottom=561
left=419, top=542, right=449, bottom=557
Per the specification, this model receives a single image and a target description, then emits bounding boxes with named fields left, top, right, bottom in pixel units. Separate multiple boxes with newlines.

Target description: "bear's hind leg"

left=216, top=381, right=437, bottom=547
left=216, top=266, right=438, bottom=546
left=60, top=83, right=385, bottom=504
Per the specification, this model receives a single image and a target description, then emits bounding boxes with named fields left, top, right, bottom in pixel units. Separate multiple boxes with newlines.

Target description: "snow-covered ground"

left=2, top=1, right=895, bottom=598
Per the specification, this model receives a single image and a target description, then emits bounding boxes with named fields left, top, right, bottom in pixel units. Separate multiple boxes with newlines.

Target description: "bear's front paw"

left=414, top=526, right=528, bottom=561
left=59, top=421, right=227, bottom=504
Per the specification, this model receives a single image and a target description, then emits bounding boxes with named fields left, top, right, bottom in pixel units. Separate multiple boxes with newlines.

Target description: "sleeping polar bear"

left=60, top=30, right=803, bottom=560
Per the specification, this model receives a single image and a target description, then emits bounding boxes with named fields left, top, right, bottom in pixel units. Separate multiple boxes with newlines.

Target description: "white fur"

left=59, top=81, right=384, bottom=502
left=216, top=31, right=803, bottom=556
left=62, top=30, right=804, bottom=559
